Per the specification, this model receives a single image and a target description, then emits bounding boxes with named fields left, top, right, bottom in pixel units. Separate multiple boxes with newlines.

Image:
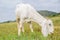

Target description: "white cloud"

left=36, top=0, right=59, bottom=12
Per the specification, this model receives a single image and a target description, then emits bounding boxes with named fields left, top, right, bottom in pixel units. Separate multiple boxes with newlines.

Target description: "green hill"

left=38, top=10, right=58, bottom=17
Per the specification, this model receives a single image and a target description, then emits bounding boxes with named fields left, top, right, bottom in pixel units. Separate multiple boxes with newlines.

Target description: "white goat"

left=15, top=3, right=54, bottom=37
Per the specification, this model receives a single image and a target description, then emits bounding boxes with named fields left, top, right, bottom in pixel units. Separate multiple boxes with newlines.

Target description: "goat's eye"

left=49, top=24, right=51, bottom=26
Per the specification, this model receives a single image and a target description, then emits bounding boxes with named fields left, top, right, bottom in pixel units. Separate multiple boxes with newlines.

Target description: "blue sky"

left=0, top=0, right=60, bottom=22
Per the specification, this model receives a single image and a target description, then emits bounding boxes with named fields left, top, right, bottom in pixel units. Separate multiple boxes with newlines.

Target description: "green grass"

left=0, top=15, right=60, bottom=40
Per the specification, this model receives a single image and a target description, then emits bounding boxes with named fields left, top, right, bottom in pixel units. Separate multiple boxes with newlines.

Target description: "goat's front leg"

left=29, top=21, right=33, bottom=32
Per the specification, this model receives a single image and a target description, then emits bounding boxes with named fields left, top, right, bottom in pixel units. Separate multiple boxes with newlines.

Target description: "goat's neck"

left=31, top=12, right=47, bottom=26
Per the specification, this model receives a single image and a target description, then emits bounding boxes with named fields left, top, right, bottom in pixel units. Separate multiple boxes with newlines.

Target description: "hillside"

left=38, top=10, right=58, bottom=17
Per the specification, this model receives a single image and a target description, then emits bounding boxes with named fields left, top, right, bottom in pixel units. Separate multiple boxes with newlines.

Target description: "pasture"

left=0, top=15, right=60, bottom=40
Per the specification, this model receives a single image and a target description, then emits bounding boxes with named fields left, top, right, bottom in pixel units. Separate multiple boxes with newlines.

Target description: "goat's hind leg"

left=16, top=18, right=21, bottom=36
left=19, top=19, right=24, bottom=35
left=17, top=18, right=24, bottom=36
left=21, top=20, right=24, bottom=33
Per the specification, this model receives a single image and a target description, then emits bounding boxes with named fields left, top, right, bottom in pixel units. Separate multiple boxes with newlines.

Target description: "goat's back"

left=16, top=3, right=35, bottom=18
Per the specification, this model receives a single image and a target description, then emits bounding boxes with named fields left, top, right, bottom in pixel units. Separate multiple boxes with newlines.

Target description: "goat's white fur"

left=15, top=3, right=54, bottom=37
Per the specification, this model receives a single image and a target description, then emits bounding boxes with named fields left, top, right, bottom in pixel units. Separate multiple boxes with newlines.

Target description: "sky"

left=0, top=0, right=60, bottom=22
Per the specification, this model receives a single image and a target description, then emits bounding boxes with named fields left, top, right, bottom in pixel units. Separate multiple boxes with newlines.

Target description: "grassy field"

left=0, top=15, right=60, bottom=40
